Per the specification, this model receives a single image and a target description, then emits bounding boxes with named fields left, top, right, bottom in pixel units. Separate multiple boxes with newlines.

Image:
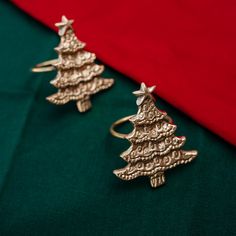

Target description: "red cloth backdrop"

left=13, top=0, right=236, bottom=145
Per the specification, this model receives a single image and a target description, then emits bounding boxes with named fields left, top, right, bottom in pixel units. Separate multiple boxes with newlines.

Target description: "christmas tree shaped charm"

left=46, top=16, right=114, bottom=112
left=113, top=83, right=197, bottom=188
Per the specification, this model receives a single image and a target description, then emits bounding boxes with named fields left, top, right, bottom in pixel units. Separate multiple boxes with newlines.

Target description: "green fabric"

left=1, top=2, right=236, bottom=235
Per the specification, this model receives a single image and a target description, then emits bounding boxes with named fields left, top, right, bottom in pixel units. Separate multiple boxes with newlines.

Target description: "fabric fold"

left=0, top=90, right=34, bottom=192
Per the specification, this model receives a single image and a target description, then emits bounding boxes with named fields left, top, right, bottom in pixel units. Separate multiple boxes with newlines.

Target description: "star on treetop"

left=133, top=82, right=156, bottom=105
left=55, top=15, right=74, bottom=36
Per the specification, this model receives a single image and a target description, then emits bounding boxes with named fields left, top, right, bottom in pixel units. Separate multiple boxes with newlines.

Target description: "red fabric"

left=13, top=0, right=236, bottom=145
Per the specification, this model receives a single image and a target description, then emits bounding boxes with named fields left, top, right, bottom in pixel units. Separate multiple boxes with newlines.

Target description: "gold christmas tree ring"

left=110, top=83, right=198, bottom=188
left=32, top=15, right=114, bottom=112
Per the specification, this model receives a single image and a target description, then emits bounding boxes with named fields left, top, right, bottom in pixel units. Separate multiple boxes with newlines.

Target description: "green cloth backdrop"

left=0, top=2, right=235, bottom=235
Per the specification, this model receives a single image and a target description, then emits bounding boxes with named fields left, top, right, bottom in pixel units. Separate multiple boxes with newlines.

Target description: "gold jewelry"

left=110, top=115, right=173, bottom=139
left=31, top=59, right=58, bottom=72
left=32, top=15, right=114, bottom=112
left=110, top=83, right=198, bottom=188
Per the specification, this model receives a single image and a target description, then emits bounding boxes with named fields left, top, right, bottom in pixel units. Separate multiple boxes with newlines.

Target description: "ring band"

left=110, top=115, right=134, bottom=139
left=110, top=115, right=173, bottom=139
left=31, top=59, right=58, bottom=73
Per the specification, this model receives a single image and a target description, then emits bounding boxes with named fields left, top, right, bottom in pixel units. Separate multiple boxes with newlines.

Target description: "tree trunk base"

left=77, top=99, right=92, bottom=112
left=150, top=172, right=165, bottom=188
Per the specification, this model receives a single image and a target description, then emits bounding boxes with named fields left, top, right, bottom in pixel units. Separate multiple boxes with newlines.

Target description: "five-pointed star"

left=133, top=82, right=156, bottom=105
left=55, top=15, right=74, bottom=36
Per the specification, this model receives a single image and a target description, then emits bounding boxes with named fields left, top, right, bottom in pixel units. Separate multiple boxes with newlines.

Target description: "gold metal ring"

left=110, top=114, right=173, bottom=139
left=31, top=59, right=58, bottom=73
left=110, top=115, right=134, bottom=139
